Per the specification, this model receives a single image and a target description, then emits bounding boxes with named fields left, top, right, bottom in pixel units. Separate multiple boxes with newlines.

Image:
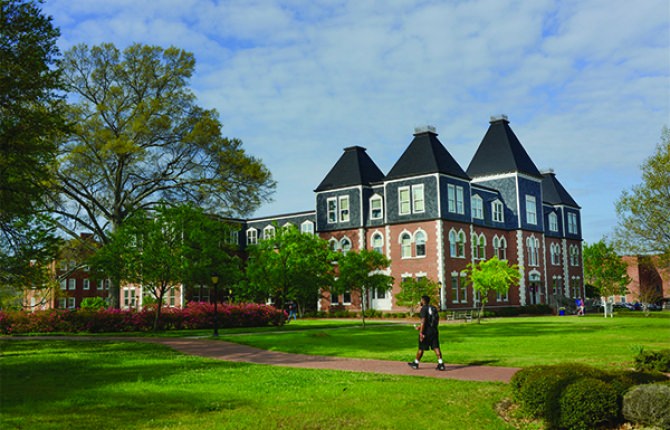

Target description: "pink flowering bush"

left=0, top=302, right=285, bottom=334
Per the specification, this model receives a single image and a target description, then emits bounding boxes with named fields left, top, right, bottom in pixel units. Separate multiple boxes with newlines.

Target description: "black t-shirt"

left=419, top=304, right=439, bottom=335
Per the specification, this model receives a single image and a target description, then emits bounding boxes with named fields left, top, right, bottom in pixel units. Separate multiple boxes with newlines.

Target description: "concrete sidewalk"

left=7, top=336, right=519, bottom=383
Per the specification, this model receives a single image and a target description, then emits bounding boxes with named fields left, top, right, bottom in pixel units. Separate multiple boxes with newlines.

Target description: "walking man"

left=408, top=295, right=445, bottom=371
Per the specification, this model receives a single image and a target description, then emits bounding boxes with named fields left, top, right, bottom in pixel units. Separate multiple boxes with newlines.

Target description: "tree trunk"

left=153, top=288, right=164, bottom=332
left=360, top=287, right=366, bottom=328
left=478, top=300, right=486, bottom=324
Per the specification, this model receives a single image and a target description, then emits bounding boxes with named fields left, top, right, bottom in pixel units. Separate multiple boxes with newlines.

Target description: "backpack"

left=426, top=305, right=439, bottom=329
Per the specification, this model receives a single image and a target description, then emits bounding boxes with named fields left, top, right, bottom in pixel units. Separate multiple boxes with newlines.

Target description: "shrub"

left=604, top=369, right=669, bottom=400
left=80, top=297, right=108, bottom=311
left=634, top=348, right=670, bottom=373
left=559, top=377, right=619, bottom=430
left=622, top=383, right=670, bottom=429
left=512, top=364, right=607, bottom=424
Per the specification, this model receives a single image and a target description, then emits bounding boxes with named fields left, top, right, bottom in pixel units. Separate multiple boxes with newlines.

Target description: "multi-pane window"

left=331, top=293, right=339, bottom=305
left=526, top=195, right=537, bottom=225
left=493, top=236, right=507, bottom=260
left=370, top=195, right=383, bottom=220
left=526, top=237, right=540, bottom=266
left=492, top=200, right=504, bottom=222
left=399, top=187, right=411, bottom=215
left=460, top=273, right=468, bottom=303
left=168, top=287, right=176, bottom=307
left=447, top=184, right=464, bottom=214
left=83, top=279, right=90, bottom=290
left=497, top=289, right=509, bottom=302
left=339, top=196, right=350, bottom=222
left=67, top=297, right=76, bottom=309
left=328, top=238, right=339, bottom=251
left=415, top=231, right=426, bottom=257
left=551, top=243, right=561, bottom=265
left=449, top=229, right=466, bottom=258
left=567, top=212, right=578, bottom=234
left=59, top=298, right=67, bottom=309
left=474, top=234, right=486, bottom=260
left=400, top=233, right=412, bottom=258
left=60, top=279, right=67, bottom=290
left=229, top=230, right=239, bottom=245
left=327, top=198, right=338, bottom=223
left=451, top=274, right=459, bottom=303
left=301, top=221, right=314, bottom=234
left=68, top=279, right=76, bottom=290
left=372, top=233, right=384, bottom=254
left=263, top=225, right=275, bottom=239
left=570, top=245, right=580, bottom=266
left=343, top=291, right=351, bottom=304
left=246, top=229, right=258, bottom=245
left=412, top=184, right=425, bottom=213
left=471, top=195, right=483, bottom=219
left=548, top=212, right=558, bottom=232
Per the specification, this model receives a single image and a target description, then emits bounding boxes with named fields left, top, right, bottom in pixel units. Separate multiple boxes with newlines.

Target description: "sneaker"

left=407, top=362, right=419, bottom=370
left=436, top=363, right=445, bottom=371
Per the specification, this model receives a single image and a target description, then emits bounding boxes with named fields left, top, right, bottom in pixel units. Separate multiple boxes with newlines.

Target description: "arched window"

left=551, top=243, right=561, bottom=265
left=400, top=232, right=412, bottom=259
left=372, top=232, right=384, bottom=254
left=471, top=195, right=483, bottom=219
left=526, top=236, right=539, bottom=266
left=340, top=237, right=352, bottom=254
left=328, top=238, right=339, bottom=251
left=449, top=230, right=457, bottom=257
left=456, top=231, right=466, bottom=258
left=246, top=228, right=258, bottom=245
left=548, top=212, right=558, bottom=232
left=474, top=234, right=486, bottom=260
left=415, top=230, right=426, bottom=257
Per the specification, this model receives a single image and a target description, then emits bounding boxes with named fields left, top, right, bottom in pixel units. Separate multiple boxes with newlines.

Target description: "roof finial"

left=413, top=125, right=437, bottom=135
left=489, top=114, right=509, bottom=124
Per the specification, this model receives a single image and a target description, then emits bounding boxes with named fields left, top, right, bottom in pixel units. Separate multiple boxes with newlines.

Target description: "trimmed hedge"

left=0, top=301, right=286, bottom=334
left=558, top=378, right=619, bottom=430
left=510, top=363, right=669, bottom=429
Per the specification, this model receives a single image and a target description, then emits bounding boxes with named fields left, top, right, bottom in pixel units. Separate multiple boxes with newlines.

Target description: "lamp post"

left=211, top=272, right=219, bottom=337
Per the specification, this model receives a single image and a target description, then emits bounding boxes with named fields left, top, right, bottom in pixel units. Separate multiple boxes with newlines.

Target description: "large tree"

left=466, top=256, right=520, bottom=324
left=245, top=225, right=334, bottom=314
left=333, top=249, right=393, bottom=327
left=50, top=43, right=275, bottom=307
left=90, top=204, right=240, bottom=330
left=0, top=0, right=65, bottom=304
left=615, top=127, right=670, bottom=263
left=583, top=240, right=631, bottom=317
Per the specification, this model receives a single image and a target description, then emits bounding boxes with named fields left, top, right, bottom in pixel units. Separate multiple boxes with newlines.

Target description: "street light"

left=211, top=272, right=219, bottom=337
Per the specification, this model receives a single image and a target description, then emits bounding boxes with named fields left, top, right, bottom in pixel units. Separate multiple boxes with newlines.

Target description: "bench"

left=445, top=310, right=477, bottom=322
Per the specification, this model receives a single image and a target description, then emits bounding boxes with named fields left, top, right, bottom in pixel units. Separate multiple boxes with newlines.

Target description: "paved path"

left=6, top=336, right=520, bottom=383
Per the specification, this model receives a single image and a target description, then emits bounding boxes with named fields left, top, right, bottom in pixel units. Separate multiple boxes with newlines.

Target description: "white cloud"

left=43, top=0, right=670, bottom=244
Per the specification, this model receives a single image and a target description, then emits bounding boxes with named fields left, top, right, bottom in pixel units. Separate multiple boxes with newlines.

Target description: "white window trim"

left=548, top=212, right=558, bottom=232
left=471, top=195, right=483, bottom=219
left=370, top=194, right=383, bottom=220
left=327, top=197, right=338, bottom=224
left=263, top=225, right=276, bottom=239
left=301, top=220, right=315, bottom=234
left=492, top=200, right=504, bottom=223
left=411, top=184, right=425, bottom=213
left=246, top=228, right=258, bottom=245
left=399, top=231, right=412, bottom=259
left=398, top=186, right=411, bottom=215
left=526, top=195, right=537, bottom=225
left=339, top=195, right=350, bottom=223
left=414, top=229, right=427, bottom=258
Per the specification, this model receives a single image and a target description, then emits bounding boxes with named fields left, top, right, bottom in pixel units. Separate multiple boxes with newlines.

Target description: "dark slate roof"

left=385, top=128, right=469, bottom=180
left=541, top=171, right=580, bottom=208
left=314, top=146, right=385, bottom=192
left=466, top=116, right=543, bottom=179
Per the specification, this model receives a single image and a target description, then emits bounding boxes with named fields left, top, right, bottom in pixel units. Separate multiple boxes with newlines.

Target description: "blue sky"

left=43, top=0, right=669, bottom=244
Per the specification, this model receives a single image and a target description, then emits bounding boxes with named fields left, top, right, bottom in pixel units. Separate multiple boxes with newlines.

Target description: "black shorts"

left=418, top=332, right=440, bottom=350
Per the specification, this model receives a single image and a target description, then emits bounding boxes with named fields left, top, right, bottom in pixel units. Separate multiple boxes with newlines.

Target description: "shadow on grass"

left=1, top=340, right=254, bottom=429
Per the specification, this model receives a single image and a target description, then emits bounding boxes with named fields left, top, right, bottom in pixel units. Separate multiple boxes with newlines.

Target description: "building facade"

left=243, top=115, right=585, bottom=312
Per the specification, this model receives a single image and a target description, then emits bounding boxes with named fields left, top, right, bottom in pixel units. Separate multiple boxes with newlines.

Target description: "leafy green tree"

left=615, top=127, right=670, bottom=263
left=90, top=204, right=239, bottom=330
left=466, top=256, right=520, bottom=324
left=583, top=240, right=631, bottom=317
left=333, top=249, right=393, bottom=327
left=0, top=0, right=65, bottom=304
left=395, top=277, right=439, bottom=316
left=50, top=42, right=275, bottom=307
left=246, top=225, right=334, bottom=314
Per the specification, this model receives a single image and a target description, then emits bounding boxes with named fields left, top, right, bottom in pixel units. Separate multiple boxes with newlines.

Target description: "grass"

left=0, top=340, right=515, bottom=430
left=218, top=313, right=670, bottom=369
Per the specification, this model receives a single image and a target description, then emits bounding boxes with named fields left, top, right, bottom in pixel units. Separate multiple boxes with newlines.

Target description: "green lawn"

left=0, top=340, right=515, bottom=430
left=220, top=313, right=670, bottom=369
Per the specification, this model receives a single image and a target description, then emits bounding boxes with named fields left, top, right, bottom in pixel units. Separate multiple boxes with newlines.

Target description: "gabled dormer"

left=315, top=146, right=385, bottom=232
left=466, top=115, right=544, bottom=231
left=385, top=126, right=470, bottom=223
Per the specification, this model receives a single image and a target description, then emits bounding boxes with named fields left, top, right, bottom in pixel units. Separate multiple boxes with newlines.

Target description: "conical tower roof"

left=466, top=116, right=543, bottom=179
left=315, top=146, right=385, bottom=192
left=386, top=126, right=469, bottom=180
